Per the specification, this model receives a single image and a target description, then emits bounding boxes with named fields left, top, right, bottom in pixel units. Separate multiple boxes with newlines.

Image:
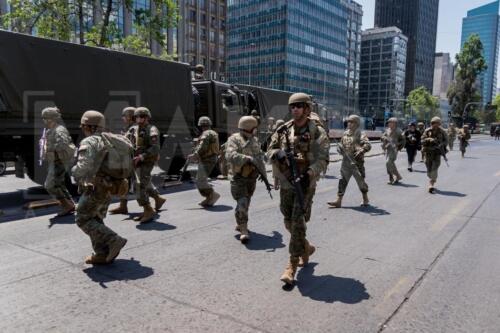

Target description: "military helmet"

left=347, top=114, right=361, bottom=127
left=417, top=122, right=425, bottom=126
left=81, top=110, right=105, bottom=128
left=463, top=124, right=469, bottom=129
left=198, top=116, right=212, bottom=127
left=122, top=106, right=136, bottom=118
left=195, top=64, right=205, bottom=72
left=275, top=119, right=285, bottom=128
left=431, top=117, right=442, bottom=124
left=387, top=117, right=398, bottom=123
left=41, top=107, right=61, bottom=120
left=135, top=107, right=151, bottom=119
left=238, top=116, right=258, bottom=132
left=409, top=121, right=416, bottom=127
left=288, top=93, right=311, bottom=106
left=251, top=110, right=259, bottom=116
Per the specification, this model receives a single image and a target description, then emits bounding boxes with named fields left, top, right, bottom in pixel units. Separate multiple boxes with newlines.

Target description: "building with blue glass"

left=461, top=0, right=500, bottom=104
left=226, top=0, right=362, bottom=112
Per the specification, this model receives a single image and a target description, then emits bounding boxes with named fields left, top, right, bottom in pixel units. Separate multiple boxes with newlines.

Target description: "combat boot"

left=138, top=204, right=155, bottom=224
left=387, top=175, right=394, bottom=185
left=198, top=197, right=210, bottom=207
left=394, top=172, right=402, bottom=184
left=298, top=240, right=316, bottom=267
left=57, top=198, right=75, bottom=217
left=84, top=253, right=109, bottom=265
left=106, top=236, right=127, bottom=263
left=152, top=194, right=167, bottom=212
left=428, top=181, right=435, bottom=194
left=280, top=257, right=299, bottom=285
left=239, top=223, right=250, bottom=243
left=327, top=195, right=343, bottom=208
left=205, top=191, right=220, bottom=207
left=361, top=192, right=369, bottom=207
left=109, top=199, right=128, bottom=215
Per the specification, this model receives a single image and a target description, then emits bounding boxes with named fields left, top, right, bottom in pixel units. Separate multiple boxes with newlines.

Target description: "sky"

left=356, top=0, right=499, bottom=77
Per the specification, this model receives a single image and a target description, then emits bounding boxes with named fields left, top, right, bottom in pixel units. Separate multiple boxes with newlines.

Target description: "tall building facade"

left=176, top=0, right=227, bottom=79
left=375, top=0, right=439, bottom=96
left=226, top=0, right=362, bottom=112
left=432, top=53, right=454, bottom=100
left=344, top=0, right=363, bottom=114
left=359, top=27, right=407, bottom=120
left=0, top=0, right=7, bottom=17
left=461, top=0, right=500, bottom=104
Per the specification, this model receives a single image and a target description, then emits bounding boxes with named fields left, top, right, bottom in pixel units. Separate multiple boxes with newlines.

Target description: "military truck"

left=0, top=30, right=196, bottom=185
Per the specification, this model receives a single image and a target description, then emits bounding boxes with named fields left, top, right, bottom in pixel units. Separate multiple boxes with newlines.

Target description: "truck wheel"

left=0, top=162, right=6, bottom=176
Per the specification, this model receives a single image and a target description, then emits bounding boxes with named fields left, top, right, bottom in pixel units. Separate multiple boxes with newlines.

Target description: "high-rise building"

left=375, top=0, right=439, bottom=96
left=433, top=53, right=454, bottom=100
left=344, top=0, right=363, bottom=115
left=226, top=0, right=362, bottom=112
left=461, top=0, right=500, bottom=104
left=0, top=0, right=7, bottom=16
left=359, top=27, right=407, bottom=120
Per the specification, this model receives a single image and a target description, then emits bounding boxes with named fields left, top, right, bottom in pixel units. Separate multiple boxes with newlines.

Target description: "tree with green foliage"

left=493, top=94, right=500, bottom=122
left=1, top=0, right=179, bottom=59
left=447, top=34, right=488, bottom=118
left=407, top=86, right=440, bottom=122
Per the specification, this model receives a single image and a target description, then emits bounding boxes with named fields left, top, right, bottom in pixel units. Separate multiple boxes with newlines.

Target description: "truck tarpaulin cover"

left=0, top=30, right=194, bottom=134
left=236, top=84, right=292, bottom=121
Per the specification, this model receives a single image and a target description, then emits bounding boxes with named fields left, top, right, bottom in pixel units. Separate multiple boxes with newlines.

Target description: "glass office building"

left=359, top=27, right=407, bottom=120
left=226, top=0, right=362, bottom=111
left=375, top=0, right=439, bottom=96
left=461, top=1, right=500, bottom=103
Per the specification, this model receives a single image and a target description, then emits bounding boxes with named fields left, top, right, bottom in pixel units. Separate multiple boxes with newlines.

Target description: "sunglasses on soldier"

left=289, top=102, right=305, bottom=110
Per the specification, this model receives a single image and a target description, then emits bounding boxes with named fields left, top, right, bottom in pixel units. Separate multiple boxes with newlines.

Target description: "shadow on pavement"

left=185, top=204, right=233, bottom=212
left=136, top=220, right=177, bottom=231
left=239, top=231, right=285, bottom=252
left=322, top=175, right=337, bottom=180
left=412, top=169, right=426, bottom=173
left=462, top=157, right=479, bottom=159
left=295, top=263, right=370, bottom=304
left=344, top=205, right=390, bottom=216
left=83, top=258, right=154, bottom=288
left=392, top=182, right=419, bottom=188
left=48, top=213, right=75, bottom=228
left=434, top=189, right=467, bottom=197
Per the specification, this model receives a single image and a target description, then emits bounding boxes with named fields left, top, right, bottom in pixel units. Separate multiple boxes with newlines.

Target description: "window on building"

left=201, top=28, right=207, bottom=40
left=189, top=10, right=196, bottom=22
left=201, top=14, right=207, bottom=25
left=210, top=29, right=215, bottom=43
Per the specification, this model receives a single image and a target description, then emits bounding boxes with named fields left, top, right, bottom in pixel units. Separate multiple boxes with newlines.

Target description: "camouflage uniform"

left=422, top=127, right=448, bottom=183
left=194, top=129, right=220, bottom=198
left=381, top=128, right=406, bottom=182
left=267, top=118, right=329, bottom=258
left=44, top=124, right=75, bottom=200
left=129, top=123, right=161, bottom=206
left=447, top=126, right=457, bottom=150
left=72, top=132, right=124, bottom=261
left=337, top=129, right=371, bottom=196
left=458, top=128, right=471, bottom=156
left=226, top=133, right=265, bottom=229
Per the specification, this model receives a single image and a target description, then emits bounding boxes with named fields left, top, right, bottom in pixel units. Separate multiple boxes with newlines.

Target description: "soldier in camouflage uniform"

left=447, top=123, right=457, bottom=151
left=109, top=107, right=136, bottom=214
left=193, top=64, right=206, bottom=80
left=381, top=118, right=406, bottom=184
left=327, top=115, right=371, bottom=208
left=417, top=122, right=426, bottom=162
left=188, top=116, right=221, bottom=207
left=72, top=111, right=127, bottom=265
left=129, top=107, right=166, bottom=223
left=421, top=117, right=448, bottom=193
left=458, top=124, right=471, bottom=158
left=41, top=107, right=76, bottom=216
left=226, top=116, right=267, bottom=243
left=267, top=93, right=330, bottom=286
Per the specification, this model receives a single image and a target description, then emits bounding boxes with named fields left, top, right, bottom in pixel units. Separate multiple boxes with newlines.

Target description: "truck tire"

left=0, top=162, right=6, bottom=176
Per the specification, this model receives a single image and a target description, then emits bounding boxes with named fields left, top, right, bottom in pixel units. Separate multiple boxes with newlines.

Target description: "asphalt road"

left=0, top=137, right=499, bottom=333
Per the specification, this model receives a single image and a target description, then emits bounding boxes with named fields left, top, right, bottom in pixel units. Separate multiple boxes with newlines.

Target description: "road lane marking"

left=430, top=200, right=469, bottom=232
left=383, top=277, right=410, bottom=302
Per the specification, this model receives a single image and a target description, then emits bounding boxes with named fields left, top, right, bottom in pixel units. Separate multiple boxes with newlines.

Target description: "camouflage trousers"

left=230, top=175, right=256, bottom=226
left=280, top=185, right=316, bottom=258
left=425, top=153, right=441, bottom=182
left=76, top=187, right=117, bottom=257
left=338, top=159, right=368, bottom=196
left=136, top=162, right=160, bottom=206
left=386, top=149, right=401, bottom=177
left=44, top=161, right=71, bottom=200
left=197, top=160, right=216, bottom=198
left=459, top=140, right=468, bottom=154
left=448, top=137, right=455, bottom=151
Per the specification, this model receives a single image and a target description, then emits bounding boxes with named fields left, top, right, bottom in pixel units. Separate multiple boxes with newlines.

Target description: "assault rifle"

left=248, top=158, right=273, bottom=199
left=277, top=125, right=306, bottom=212
left=439, top=144, right=450, bottom=167
left=333, top=137, right=364, bottom=179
